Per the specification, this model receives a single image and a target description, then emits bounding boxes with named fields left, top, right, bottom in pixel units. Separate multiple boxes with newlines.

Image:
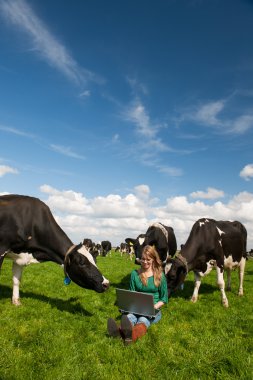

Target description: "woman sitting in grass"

left=107, top=245, right=168, bottom=345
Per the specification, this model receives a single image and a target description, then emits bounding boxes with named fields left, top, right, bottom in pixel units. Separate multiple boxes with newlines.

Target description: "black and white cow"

left=125, top=222, right=177, bottom=265
left=101, top=240, right=112, bottom=257
left=82, top=238, right=93, bottom=252
left=0, top=194, right=109, bottom=305
left=119, top=242, right=134, bottom=260
left=165, top=218, right=247, bottom=307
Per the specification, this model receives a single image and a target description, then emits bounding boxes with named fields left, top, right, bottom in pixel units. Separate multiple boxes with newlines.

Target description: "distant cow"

left=125, top=222, right=177, bottom=264
left=0, top=194, right=109, bottom=305
left=165, top=218, right=247, bottom=307
left=119, top=242, right=134, bottom=260
left=101, top=241, right=112, bottom=257
left=247, top=249, right=253, bottom=258
left=90, top=243, right=102, bottom=262
left=83, top=238, right=93, bottom=252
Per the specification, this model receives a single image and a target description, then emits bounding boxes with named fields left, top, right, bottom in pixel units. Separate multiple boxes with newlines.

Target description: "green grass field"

left=0, top=252, right=252, bottom=380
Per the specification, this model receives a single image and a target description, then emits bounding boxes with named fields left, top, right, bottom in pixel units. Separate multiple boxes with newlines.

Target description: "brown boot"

left=107, top=318, right=122, bottom=338
left=131, top=323, right=147, bottom=343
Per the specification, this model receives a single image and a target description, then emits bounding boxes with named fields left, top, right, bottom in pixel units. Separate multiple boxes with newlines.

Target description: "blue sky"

left=0, top=0, right=253, bottom=248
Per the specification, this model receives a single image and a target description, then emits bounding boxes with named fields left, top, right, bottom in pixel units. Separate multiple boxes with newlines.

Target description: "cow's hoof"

left=238, top=290, right=243, bottom=296
left=12, top=298, right=21, bottom=306
left=222, top=299, right=229, bottom=308
left=191, top=297, right=197, bottom=303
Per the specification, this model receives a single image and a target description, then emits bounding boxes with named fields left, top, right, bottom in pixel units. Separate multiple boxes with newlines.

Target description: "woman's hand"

left=154, top=301, right=164, bottom=310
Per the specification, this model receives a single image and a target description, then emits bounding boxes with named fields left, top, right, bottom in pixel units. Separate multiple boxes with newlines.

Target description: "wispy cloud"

left=0, top=0, right=104, bottom=86
left=1, top=123, right=85, bottom=160
left=123, top=100, right=159, bottom=139
left=0, top=124, right=35, bottom=138
left=120, top=96, right=184, bottom=177
left=231, top=115, right=253, bottom=134
left=126, top=77, right=149, bottom=96
left=194, top=101, right=225, bottom=126
left=158, top=166, right=183, bottom=177
left=0, top=165, right=18, bottom=177
left=79, top=90, right=91, bottom=98
left=178, top=97, right=253, bottom=135
left=50, top=144, right=85, bottom=160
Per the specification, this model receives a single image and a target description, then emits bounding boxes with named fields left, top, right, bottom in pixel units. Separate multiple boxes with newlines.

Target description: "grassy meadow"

left=0, top=251, right=252, bottom=380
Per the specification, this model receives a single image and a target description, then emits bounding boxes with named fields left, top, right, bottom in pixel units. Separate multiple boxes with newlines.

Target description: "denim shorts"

left=126, top=310, right=162, bottom=329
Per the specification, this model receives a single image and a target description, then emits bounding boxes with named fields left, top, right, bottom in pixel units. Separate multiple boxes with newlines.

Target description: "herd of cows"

left=0, top=194, right=251, bottom=308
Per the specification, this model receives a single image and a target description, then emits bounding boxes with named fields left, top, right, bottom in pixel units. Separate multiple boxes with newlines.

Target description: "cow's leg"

left=12, top=262, right=23, bottom=306
left=226, top=269, right=231, bottom=291
left=216, top=267, right=228, bottom=307
left=238, top=257, right=246, bottom=296
left=191, top=272, right=201, bottom=303
left=0, top=251, right=7, bottom=269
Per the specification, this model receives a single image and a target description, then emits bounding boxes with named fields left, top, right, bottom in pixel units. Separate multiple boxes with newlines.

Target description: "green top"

left=129, top=270, right=168, bottom=305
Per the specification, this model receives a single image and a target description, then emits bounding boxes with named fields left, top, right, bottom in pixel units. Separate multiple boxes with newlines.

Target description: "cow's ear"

left=125, top=238, right=136, bottom=245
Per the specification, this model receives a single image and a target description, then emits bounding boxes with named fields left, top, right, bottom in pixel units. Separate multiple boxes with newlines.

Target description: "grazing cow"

left=119, top=242, right=134, bottom=260
left=0, top=194, right=109, bottom=305
left=125, top=222, right=177, bottom=265
left=165, top=218, right=247, bottom=307
left=101, top=240, right=112, bottom=257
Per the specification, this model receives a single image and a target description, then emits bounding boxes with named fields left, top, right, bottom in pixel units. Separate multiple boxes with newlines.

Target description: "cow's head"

left=164, top=255, right=187, bottom=296
left=64, top=244, right=109, bottom=293
left=125, top=234, right=146, bottom=264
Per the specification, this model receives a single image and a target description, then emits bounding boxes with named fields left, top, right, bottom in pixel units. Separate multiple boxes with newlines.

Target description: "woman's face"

left=141, top=254, right=153, bottom=270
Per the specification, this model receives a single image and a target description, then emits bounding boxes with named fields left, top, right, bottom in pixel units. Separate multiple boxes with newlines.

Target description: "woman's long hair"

left=139, top=245, right=163, bottom=287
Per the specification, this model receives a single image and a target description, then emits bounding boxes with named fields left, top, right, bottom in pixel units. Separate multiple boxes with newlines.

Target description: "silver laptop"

left=116, top=288, right=159, bottom=318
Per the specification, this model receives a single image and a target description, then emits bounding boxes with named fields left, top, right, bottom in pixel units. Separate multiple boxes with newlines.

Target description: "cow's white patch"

left=6, top=252, right=40, bottom=266
left=216, top=227, right=225, bottom=236
left=224, top=255, right=239, bottom=270
left=79, top=246, right=97, bottom=267
left=164, top=262, right=172, bottom=275
left=138, top=237, right=145, bottom=246
left=199, top=219, right=210, bottom=227
left=198, top=259, right=216, bottom=277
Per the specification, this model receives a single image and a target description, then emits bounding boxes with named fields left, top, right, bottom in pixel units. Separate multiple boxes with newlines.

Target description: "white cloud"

left=0, top=0, right=103, bottom=85
left=0, top=165, right=18, bottom=177
left=190, top=187, right=225, bottom=199
left=240, top=164, right=253, bottom=181
left=134, top=184, right=150, bottom=200
left=39, top=185, right=253, bottom=250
